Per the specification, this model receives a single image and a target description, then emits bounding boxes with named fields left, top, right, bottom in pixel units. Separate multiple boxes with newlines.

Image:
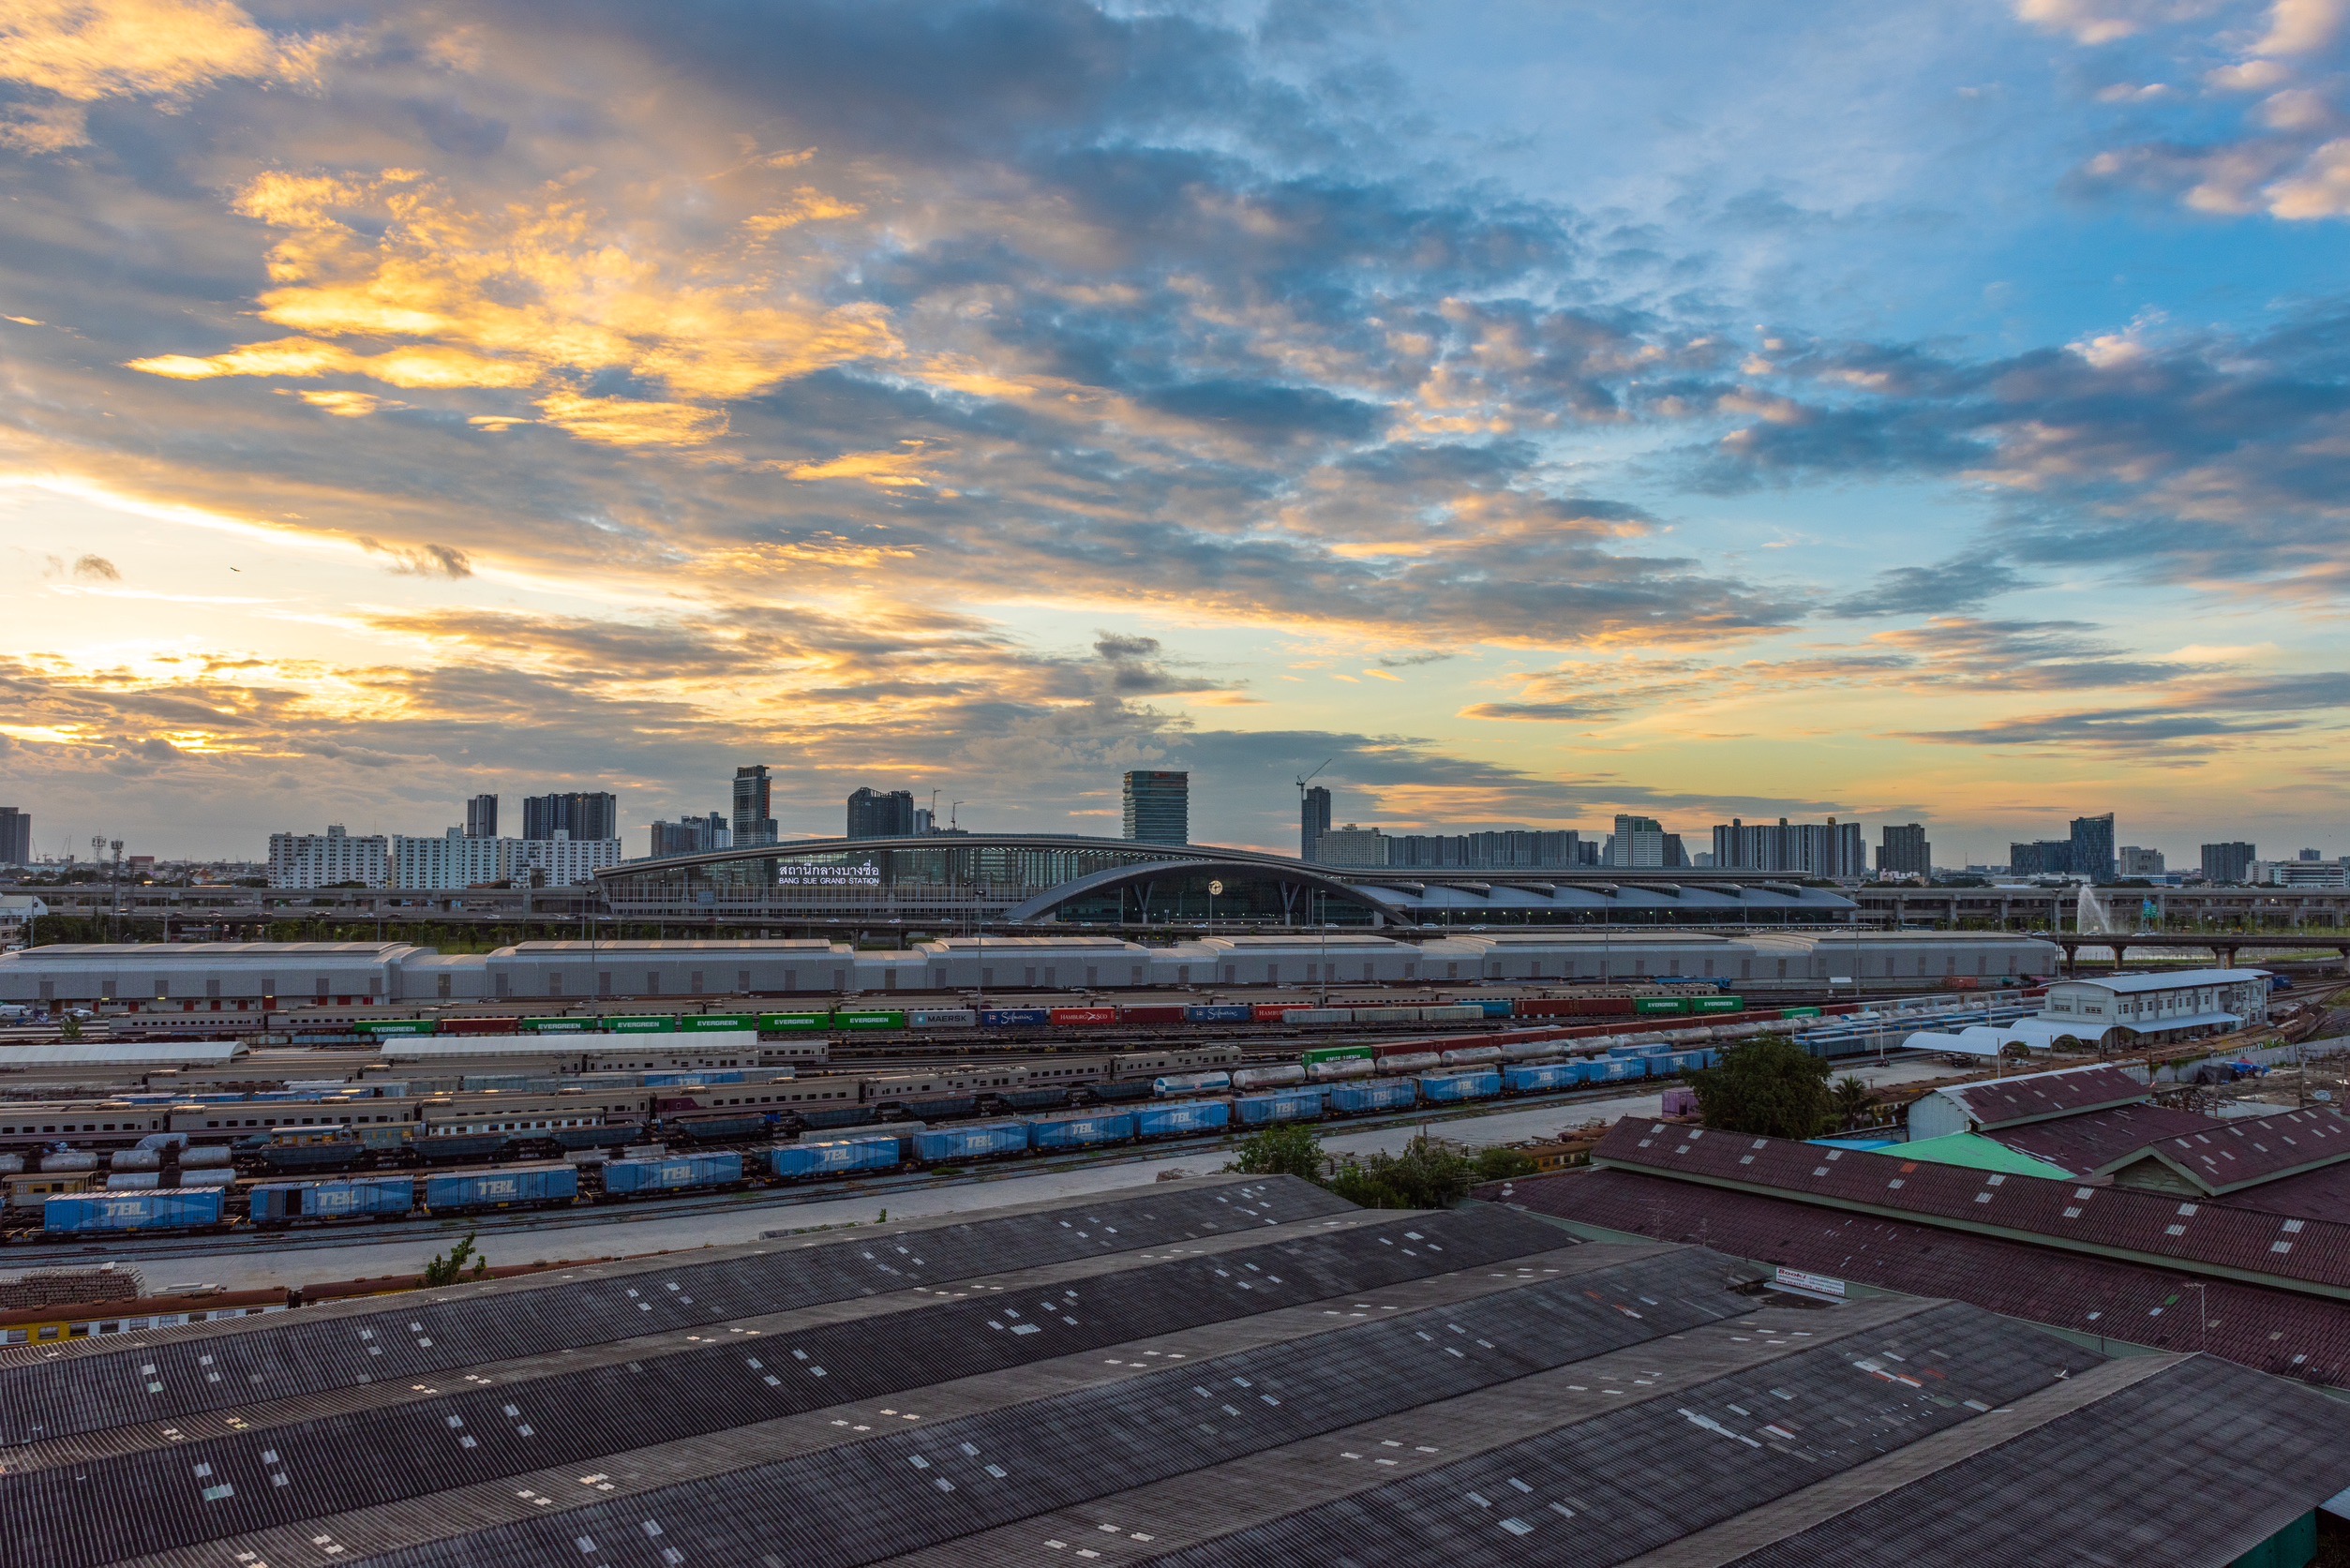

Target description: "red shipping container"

left=1116, top=1005, right=1189, bottom=1024
left=1048, top=1007, right=1118, bottom=1026
left=1516, top=997, right=1635, bottom=1018
left=442, top=1016, right=524, bottom=1035
left=1252, top=1004, right=1315, bottom=1022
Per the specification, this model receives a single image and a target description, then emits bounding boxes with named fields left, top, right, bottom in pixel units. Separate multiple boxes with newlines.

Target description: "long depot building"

left=0, top=930, right=2061, bottom=1012
left=0, top=1176, right=2343, bottom=1567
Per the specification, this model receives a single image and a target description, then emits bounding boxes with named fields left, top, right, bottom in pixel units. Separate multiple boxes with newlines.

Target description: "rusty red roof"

left=1986, top=1102, right=2223, bottom=1176
left=1935, top=1063, right=2149, bottom=1130
left=2101, top=1107, right=2350, bottom=1195
left=1588, top=1117, right=2350, bottom=1299
left=1492, top=1166, right=2350, bottom=1389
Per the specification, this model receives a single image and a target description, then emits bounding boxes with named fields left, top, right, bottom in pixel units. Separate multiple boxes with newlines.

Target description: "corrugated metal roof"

left=1933, top=1064, right=2148, bottom=1130
left=1588, top=1118, right=2350, bottom=1299
left=1892, top=1133, right=2073, bottom=1180
left=2050, top=967, right=2268, bottom=994
left=2102, top=1106, right=2350, bottom=1194
left=0, top=1040, right=245, bottom=1067
left=1987, top=1102, right=2224, bottom=1175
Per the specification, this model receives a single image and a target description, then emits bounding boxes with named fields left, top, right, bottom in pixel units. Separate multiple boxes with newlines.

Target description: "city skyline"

left=6, top=1, right=2350, bottom=860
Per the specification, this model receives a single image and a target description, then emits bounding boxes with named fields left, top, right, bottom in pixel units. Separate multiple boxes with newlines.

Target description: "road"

left=37, top=1055, right=1957, bottom=1295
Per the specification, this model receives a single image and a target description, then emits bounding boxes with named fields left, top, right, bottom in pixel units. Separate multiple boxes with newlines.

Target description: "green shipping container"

left=1693, top=996, right=1744, bottom=1013
left=1633, top=996, right=1690, bottom=1015
left=354, top=1020, right=438, bottom=1037
left=682, top=1014, right=756, bottom=1031
left=1301, top=1045, right=1375, bottom=1067
left=1780, top=1006, right=1824, bottom=1019
left=834, top=1010, right=907, bottom=1031
left=521, top=1017, right=592, bottom=1033
left=758, top=1013, right=828, bottom=1033
left=600, top=1016, right=681, bottom=1034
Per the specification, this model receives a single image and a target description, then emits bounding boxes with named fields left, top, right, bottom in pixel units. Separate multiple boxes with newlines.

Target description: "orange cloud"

left=535, top=391, right=728, bottom=447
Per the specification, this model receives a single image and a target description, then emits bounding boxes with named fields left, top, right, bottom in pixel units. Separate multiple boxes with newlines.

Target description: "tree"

left=1471, top=1145, right=1539, bottom=1183
left=1685, top=1035, right=1834, bottom=1140
left=1325, top=1136, right=1475, bottom=1209
left=1226, top=1123, right=1325, bottom=1181
left=1831, top=1076, right=1874, bottom=1131
left=420, top=1231, right=489, bottom=1287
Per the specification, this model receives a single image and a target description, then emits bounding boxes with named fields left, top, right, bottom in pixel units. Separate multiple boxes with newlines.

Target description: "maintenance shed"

left=0, top=1176, right=2342, bottom=1566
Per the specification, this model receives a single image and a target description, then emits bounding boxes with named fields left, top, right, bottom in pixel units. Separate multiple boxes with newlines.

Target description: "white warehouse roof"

left=0, top=1040, right=247, bottom=1068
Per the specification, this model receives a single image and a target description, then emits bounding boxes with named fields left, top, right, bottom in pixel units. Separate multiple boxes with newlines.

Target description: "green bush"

left=1686, top=1035, right=1834, bottom=1140
left=1226, top=1123, right=1325, bottom=1181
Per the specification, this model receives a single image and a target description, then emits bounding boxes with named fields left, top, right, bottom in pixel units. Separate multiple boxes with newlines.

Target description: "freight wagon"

left=250, top=1175, right=415, bottom=1224
left=606, top=1151, right=746, bottom=1195
left=423, top=1163, right=577, bottom=1212
left=44, top=1187, right=227, bottom=1235
left=768, top=1137, right=896, bottom=1180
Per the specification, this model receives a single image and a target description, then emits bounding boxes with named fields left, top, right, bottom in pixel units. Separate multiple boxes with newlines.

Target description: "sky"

left=3, top=0, right=2349, bottom=866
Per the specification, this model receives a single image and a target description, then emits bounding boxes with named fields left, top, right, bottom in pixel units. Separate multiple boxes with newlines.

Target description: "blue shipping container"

left=1325, top=1078, right=1418, bottom=1114
left=980, top=1008, right=1051, bottom=1028
left=425, top=1164, right=577, bottom=1211
left=769, top=1138, right=896, bottom=1179
left=1134, top=1100, right=1233, bottom=1138
left=1235, top=1088, right=1325, bottom=1127
left=642, top=1070, right=746, bottom=1088
left=250, top=1175, right=414, bottom=1222
left=606, top=1151, right=746, bottom=1193
left=1473, top=999, right=1515, bottom=1018
left=907, top=1009, right=977, bottom=1028
left=1417, top=1070, right=1502, bottom=1103
left=1503, top=1062, right=1578, bottom=1094
left=1026, top=1113, right=1137, bottom=1150
left=45, top=1187, right=225, bottom=1234
left=910, top=1123, right=1030, bottom=1162
left=1184, top=1004, right=1256, bottom=1023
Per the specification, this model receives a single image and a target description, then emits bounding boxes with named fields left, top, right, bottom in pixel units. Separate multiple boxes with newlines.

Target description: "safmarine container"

left=1134, top=1100, right=1232, bottom=1138
left=1504, top=1062, right=1578, bottom=1094
left=1417, top=1070, right=1501, bottom=1103
left=910, top=1123, right=1029, bottom=1162
left=1153, top=1070, right=1232, bottom=1097
left=980, top=1008, right=1051, bottom=1028
left=425, top=1163, right=577, bottom=1211
left=1326, top=1078, right=1417, bottom=1114
left=1184, top=1005, right=1254, bottom=1023
left=45, top=1187, right=224, bottom=1234
left=250, top=1175, right=414, bottom=1222
left=1235, top=1088, right=1325, bottom=1127
left=1026, top=1112, right=1136, bottom=1151
left=606, top=1151, right=746, bottom=1193
left=769, top=1137, right=895, bottom=1179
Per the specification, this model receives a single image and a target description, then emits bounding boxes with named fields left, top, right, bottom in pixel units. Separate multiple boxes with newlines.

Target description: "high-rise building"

left=1300, top=785, right=1331, bottom=861
left=1878, top=823, right=1931, bottom=878
left=1385, top=830, right=1584, bottom=869
left=267, top=825, right=390, bottom=889
left=730, top=767, right=777, bottom=848
left=2010, top=841, right=2073, bottom=877
left=1605, top=814, right=1667, bottom=869
left=523, top=792, right=617, bottom=843
left=1122, top=770, right=1189, bottom=844
left=1314, top=824, right=1388, bottom=866
left=464, top=794, right=498, bottom=839
left=1712, top=817, right=1868, bottom=878
left=2118, top=845, right=2166, bottom=876
left=2201, top=842, right=2256, bottom=884
left=846, top=787, right=916, bottom=839
left=0, top=806, right=28, bottom=867
left=2070, top=813, right=2117, bottom=883
left=650, top=813, right=730, bottom=858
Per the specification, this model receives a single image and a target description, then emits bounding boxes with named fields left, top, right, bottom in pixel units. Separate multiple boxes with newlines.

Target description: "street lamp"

left=1207, top=878, right=1221, bottom=933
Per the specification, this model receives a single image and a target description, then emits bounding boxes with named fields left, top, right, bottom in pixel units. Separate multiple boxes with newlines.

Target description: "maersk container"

left=980, top=1008, right=1051, bottom=1028
left=910, top=1123, right=1029, bottom=1162
left=1235, top=1088, right=1325, bottom=1127
left=606, top=1150, right=746, bottom=1193
left=1134, top=1100, right=1232, bottom=1138
left=1503, top=1062, right=1578, bottom=1094
left=1184, top=1005, right=1254, bottom=1023
left=1026, top=1112, right=1136, bottom=1151
left=1417, top=1070, right=1501, bottom=1103
left=1153, top=1070, right=1232, bottom=1098
left=45, top=1187, right=224, bottom=1235
left=769, top=1137, right=894, bottom=1180
left=425, top=1163, right=578, bottom=1212
left=250, top=1175, right=415, bottom=1223
left=907, top=1009, right=977, bottom=1028
left=1307, top=1056, right=1375, bottom=1082
left=1325, top=1078, right=1418, bottom=1115
left=1440, top=1044, right=1504, bottom=1067
left=1231, top=1064, right=1307, bottom=1090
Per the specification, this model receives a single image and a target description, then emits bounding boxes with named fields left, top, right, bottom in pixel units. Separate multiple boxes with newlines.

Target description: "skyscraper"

left=846, top=787, right=916, bottom=839
left=1300, top=785, right=1331, bottom=860
left=2201, top=842, right=2256, bottom=884
left=1711, top=817, right=1868, bottom=877
left=464, top=793, right=498, bottom=839
left=522, top=791, right=617, bottom=842
left=2070, top=813, right=2117, bottom=884
left=1605, top=814, right=1666, bottom=869
left=1122, top=770, right=1189, bottom=844
left=0, top=806, right=28, bottom=867
left=650, top=813, right=731, bottom=858
left=731, top=767, right=777, bottom=847
left=1878, top=823, right=1930, bottom=877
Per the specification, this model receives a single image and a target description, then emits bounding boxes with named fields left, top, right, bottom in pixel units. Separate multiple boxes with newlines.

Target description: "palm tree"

left=1832, top=1076, right=1873, bottom=1131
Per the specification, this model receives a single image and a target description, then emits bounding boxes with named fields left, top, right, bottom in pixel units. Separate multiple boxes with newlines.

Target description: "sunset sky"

left=4, top=0, right=2349, bottom=863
